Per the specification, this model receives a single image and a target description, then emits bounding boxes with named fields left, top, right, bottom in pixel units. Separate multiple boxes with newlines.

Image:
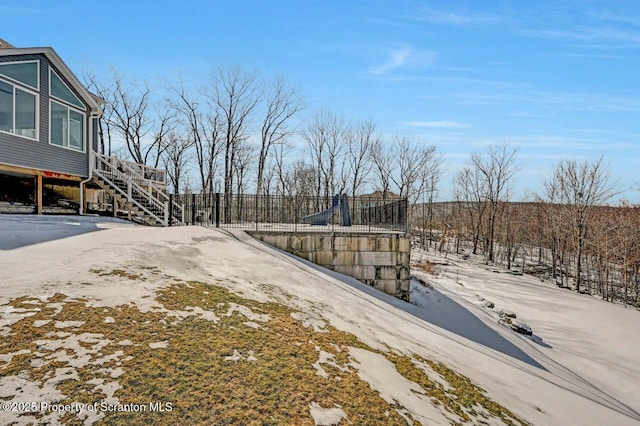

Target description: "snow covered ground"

left=1, top=215, right=639, bottom=425
left=411, top=251, right=640, bottom=422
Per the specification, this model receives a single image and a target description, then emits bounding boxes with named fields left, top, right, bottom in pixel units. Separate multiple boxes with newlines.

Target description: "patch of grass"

left=388, top=354, right=529, bottom=426
left=1, top=280, right=406, bottom=425
left=419, top=261, right=435, bottom=274
left=144, top=281, right=401, bottom=425
left=91, top=269, right=146, bottom=281
left=1, top=272, right=530, bottom=426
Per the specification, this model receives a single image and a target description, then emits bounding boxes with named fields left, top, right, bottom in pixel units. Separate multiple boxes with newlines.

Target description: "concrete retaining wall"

left=247, top=231, right=411, bottom=301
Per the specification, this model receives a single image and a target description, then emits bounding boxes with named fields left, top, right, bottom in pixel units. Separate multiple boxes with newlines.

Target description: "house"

left=0, top=39, right=180, bottom=225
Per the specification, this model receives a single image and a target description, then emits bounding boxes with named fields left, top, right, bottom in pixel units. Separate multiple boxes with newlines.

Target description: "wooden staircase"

left=92, top=153, right=183, bottom=226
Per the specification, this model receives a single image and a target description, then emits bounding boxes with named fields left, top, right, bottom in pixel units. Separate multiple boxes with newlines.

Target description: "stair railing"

left=149, top=180, right=184, bottom=224
left=93, top=153, right=169, bottom=225
left=110, top=158, right=184, bottom=225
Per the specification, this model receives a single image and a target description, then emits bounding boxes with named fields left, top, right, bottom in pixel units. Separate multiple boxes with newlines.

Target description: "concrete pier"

left=247, top=231, right=411, bottom=301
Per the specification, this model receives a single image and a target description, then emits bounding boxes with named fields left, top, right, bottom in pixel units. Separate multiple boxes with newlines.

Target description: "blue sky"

left=2, top=0, right=639, bottom=201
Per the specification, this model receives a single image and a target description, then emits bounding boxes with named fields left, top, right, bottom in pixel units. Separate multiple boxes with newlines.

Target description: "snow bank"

left=1, top=217, right=639, bottom=425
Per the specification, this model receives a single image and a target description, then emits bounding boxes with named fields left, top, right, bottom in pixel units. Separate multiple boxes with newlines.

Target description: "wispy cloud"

left=409, top=5, right=504, bottom=27
left=506, top=111, right=555, bottom=118
left=568, top=128, right=620, bottom=135
left=587, top=11, right=640, bottom=28
left=563, top=52, right=624, bottom=59
left=454, top=92, right=524, bottom=106
left=402, top=120, right=471, bottom=129
left=368, top=45, right=436, bottom=75
left=369, top=46, right=413, bottom=74
left=522, top=27, right=640, bottom=46
left=488, top=135, right=637, bottom=152
left=455, top=90, right=640, bottom=112
left=401, top=133, right=635, bottom=156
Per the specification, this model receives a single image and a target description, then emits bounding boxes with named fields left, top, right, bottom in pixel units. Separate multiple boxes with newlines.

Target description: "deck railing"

left=92, top=153, right=182, bottom=225
left=170, top=193, right=408, bottom=233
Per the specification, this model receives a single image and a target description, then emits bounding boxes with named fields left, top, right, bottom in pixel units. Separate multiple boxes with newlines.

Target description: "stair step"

left=92, top=172, right=179, bottom=227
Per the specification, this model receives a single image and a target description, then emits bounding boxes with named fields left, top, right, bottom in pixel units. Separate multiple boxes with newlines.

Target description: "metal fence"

left=169, top=193, right=408, bottom=233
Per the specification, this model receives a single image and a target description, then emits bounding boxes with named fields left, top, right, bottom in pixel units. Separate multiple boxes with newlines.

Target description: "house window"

left=0, top=78, right=38, bottom=140
left=50, top=100, right=84, bottom=151
left=0, top=61, right=39, bottom=90
left=50, top=69, right=84, bottom=109
left=49, top=69, right=85, bottom=152
left=15, top=88, right=36, bottom=138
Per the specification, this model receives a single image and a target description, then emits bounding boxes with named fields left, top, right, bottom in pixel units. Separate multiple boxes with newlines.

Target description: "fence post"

left=331, top=194, right=335, bottom=233
left=404, top=198, right=409, bottom=234
left=191, top=193, right=196, bottom=225
left=215, top=193, right=221, bottom=228
left=163, top=202, right=169, bottom=227
left=368, top=197, right=371, bottom=233
left=392, top=200, right=396, bottom=232
left=168, top=194, right=173, bottom=227
left=212, top=192, right=216, bottom=225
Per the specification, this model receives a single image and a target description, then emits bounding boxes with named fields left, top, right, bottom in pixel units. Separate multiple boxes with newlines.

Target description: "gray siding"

left=92, top=117, right=99, bottom=152
left=0, top=53, right=90, bottom=177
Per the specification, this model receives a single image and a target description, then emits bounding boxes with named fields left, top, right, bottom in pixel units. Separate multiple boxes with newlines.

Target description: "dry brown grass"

left=0, top=270, right=528, bottom=425
left=414, top=261, right=438, bottom=275
left=387, top=354, right=529, bottom=426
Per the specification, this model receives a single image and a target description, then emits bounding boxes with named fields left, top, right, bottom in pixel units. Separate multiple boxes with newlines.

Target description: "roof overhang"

left=0, top=46, right=103, bottom=116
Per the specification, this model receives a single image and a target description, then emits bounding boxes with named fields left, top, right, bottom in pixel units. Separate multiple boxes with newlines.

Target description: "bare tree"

left=261, top=163, right=276, bottom=197
left=271, top=142, right=292, bottom=196
left=288, top=160, right=319, bottom=197
left=389, top=136, right=421, bottom=199
left=370, top=138, right=393, bottom=199
left=256, top=76, right=304, bottom=197
left=233, top=141, right=255, bottom=196
left=101, top=69, right=174, bottom=166
left=83, top=68, right=115, bottom=155
left=470, top=143, right=519, bottom=263
left=370, top=135, right=439, bottom=203
left=168, top=78, right=222, bottom=193
left=454, top=165, right=489, bottom=255
left=542, top=173, right=568, bottom=285
left=206, top=66, right=261, bottom=220
left=501, top=202, right=527, bottom=270
left=419, top=149, right=443, bottom=249
left=162, top=133, right=193, bottom=194
left=548, top=157, right=618, bottom=292
left=303, top=110, right=347, bottom=199
left=345, top=118, right=376, bottom=199
left=147, top=109, right=177, bottom=168
left=397, top=141, right=439, bottom=202
left=614, top=203, right=640, bottom=307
